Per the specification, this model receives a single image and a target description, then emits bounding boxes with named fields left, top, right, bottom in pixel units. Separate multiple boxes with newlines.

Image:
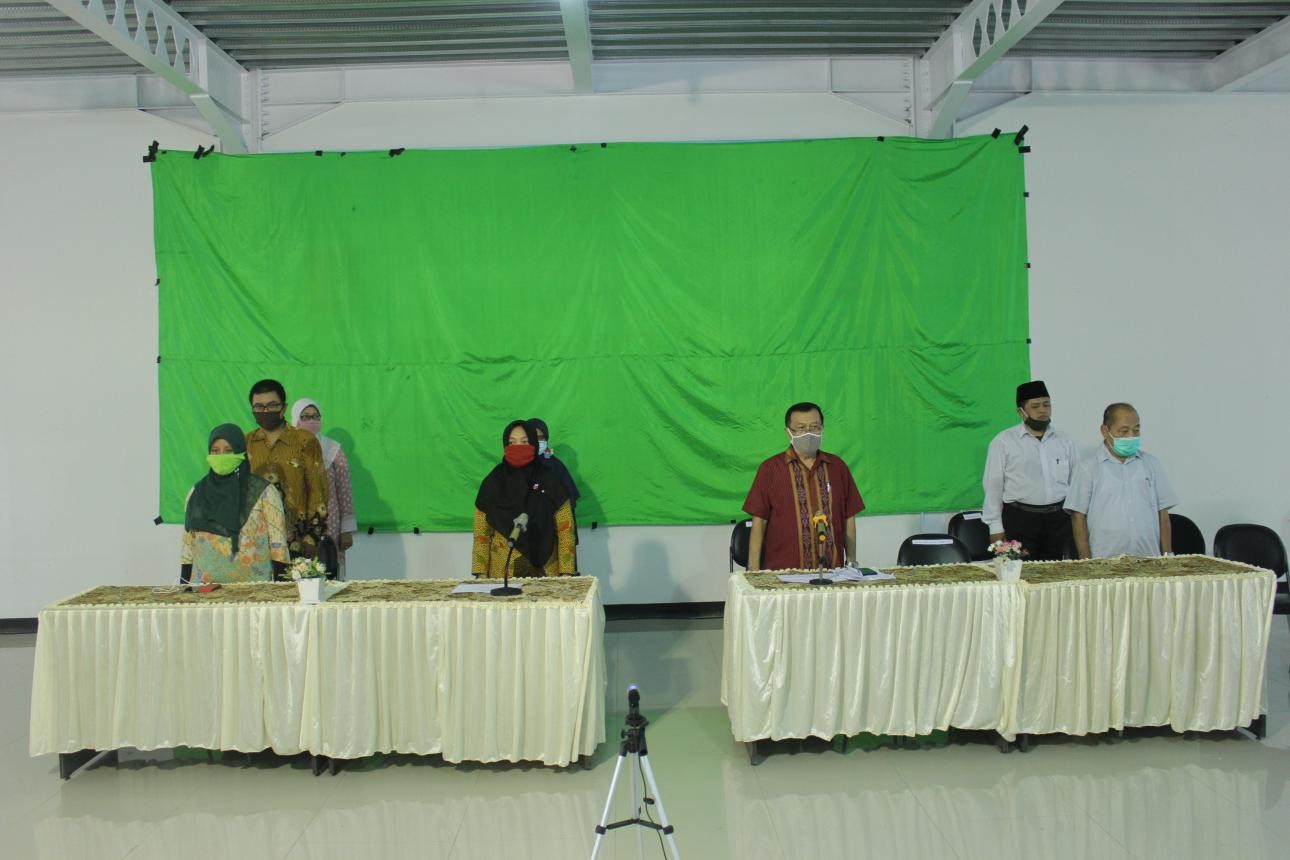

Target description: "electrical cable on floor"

left=641, top=760, right=667, bottom=858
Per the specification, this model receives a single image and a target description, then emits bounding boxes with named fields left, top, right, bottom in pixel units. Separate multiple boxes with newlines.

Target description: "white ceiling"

left=3, top=1, right=1290, bottom=74
left=3, top=1, right=1289, bottom=146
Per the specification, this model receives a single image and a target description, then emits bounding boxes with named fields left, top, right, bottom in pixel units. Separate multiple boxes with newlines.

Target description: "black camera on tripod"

left=621, top=684, right=649, bottom=752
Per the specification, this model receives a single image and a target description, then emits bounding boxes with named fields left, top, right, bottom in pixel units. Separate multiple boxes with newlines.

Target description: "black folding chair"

left=317, top=534, right=340, bottom=580
left=729, top=519, right=753, bottom=571
left=1168, top=513, right=1206, bottom=555
left=948, top=511, right=992, bottom=561
left=1214, top=523, right=1287, bottom=579
left=896, top=534, right=970, bottom=566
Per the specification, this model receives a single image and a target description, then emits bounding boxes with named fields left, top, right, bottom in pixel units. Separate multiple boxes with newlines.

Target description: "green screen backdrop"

left=154, top=135, right=1029, bottom=531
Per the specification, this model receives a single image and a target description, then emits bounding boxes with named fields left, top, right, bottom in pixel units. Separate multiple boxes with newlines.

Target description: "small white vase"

left=995, top=558, right=1023, bottom=582
left=297, top=577, right=324, bottom=604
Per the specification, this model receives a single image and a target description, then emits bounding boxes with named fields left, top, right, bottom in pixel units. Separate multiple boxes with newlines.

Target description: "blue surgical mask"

left=538, top=440, right=549, bottom=457
left=1111, top=436, right=1140, bottom=457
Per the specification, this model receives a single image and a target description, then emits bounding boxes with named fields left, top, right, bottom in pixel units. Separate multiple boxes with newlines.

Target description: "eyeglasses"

left=789, top=425, right=823, bottom=434
left=251, top=402, right=283, bottom=413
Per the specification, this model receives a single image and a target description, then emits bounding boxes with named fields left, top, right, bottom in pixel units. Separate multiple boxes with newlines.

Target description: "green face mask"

left=207, top=452, right=246, bottom=476
left=1110, top=436, right=1141, bottom=458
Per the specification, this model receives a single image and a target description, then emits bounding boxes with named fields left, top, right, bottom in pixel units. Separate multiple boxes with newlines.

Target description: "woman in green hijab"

left=181, top=423, right=290, bottom=583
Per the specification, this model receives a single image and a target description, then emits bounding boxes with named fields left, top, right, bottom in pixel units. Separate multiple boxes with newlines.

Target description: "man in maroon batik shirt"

left=742, top=402, right=865, bottom=571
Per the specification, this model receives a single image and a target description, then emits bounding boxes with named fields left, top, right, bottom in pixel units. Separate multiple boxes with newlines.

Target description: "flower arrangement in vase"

left=290, top=558, right=329, bottom=603
left=987, top=540, right=1026, bottom=581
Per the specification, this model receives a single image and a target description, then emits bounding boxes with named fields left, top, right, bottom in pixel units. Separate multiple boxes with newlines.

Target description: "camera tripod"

left=590, top=686, right=681, bottom=860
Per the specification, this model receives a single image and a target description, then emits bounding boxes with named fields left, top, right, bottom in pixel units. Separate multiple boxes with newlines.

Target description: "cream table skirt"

left=1016, top=571, right=1273, bottom=735
left=30, top=579, right=606, bottom=767
left=722, top=574, right=1026, bottom=742
left=722, top=558, right=1275, bottom=744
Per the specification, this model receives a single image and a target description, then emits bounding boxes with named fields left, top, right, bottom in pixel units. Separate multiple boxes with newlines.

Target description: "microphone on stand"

left=492, top=512, right=528, bottom=596
left=808, top=511, right=832, bottom=585
left=508, top=512, right=529, bottom=544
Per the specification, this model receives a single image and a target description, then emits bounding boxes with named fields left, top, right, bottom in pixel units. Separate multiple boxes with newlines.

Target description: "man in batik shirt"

left=743, top=401, right=864, bottom=571
left=245, top=378, right=329, bottom=560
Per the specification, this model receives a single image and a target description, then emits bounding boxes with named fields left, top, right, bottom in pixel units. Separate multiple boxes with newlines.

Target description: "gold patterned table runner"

left=745, top=555, right=1264, bottom=591
left=54, top=577, right=595, bottom=608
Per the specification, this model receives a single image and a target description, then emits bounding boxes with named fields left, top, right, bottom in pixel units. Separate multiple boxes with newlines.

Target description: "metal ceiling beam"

left=1067, top=3, right=1290, bottom=16
left=1208, top=12, right=1290, bottom=90
left=590, top=3, right=966, bottom=16
left=919, top=0, right=1068, bottom=138
left=43, top=0, right=250, bottom=152
left=215, top=36, right=570, bottom=50
left=235, top=46, right=569, bottom=61
left=197, top=23, right=568, bottom=37
left=558, top=0, right=593, bottom=93
left=972, top=55, right=1213, bottom=95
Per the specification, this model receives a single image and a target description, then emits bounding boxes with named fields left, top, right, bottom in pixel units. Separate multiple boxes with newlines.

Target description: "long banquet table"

left=29, top=578, right=606, bottom=770
left=722, top=555, right=1275, bottom=752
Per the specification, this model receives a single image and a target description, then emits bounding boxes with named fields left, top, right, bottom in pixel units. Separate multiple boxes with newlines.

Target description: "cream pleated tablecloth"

left=722, top=556, right=1275, bottom=744
left=29, top=578, right=606, bottom=767
left=722, top=567, right=1026, bottom=742
left=1016, top=567, right=1274, bottom=735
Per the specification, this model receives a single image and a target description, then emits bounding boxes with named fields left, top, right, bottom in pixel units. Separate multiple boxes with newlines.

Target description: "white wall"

left=260, top=92, right=908, bottom=151
left=2, top=91, right=1288, bottom=617
left=960, top=94, right=1290, bottom=557
left=0, top=110, right=215, bottom=619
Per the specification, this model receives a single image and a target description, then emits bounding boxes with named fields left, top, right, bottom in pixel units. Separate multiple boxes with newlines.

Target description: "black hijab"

left=184, top=423, right=270, bottom=553
left=528, top=415, right=581, bottom=505
left=474, top=419, right=571, bottom=569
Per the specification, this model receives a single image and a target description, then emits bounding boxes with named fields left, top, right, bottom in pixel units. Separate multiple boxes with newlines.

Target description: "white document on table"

left=451, top=582, right=520, bottom=594
left=776, top=568, right=895, bottom=583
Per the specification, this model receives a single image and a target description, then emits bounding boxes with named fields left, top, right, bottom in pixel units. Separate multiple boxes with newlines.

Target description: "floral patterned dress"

left=471, top=500, right=577, bottom=578
left=321, top=440, right=357, bottom=576
left=180, top=483, right=290, bottom=582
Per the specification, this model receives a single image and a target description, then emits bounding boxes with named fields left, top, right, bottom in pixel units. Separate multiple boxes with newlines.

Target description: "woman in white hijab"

left=292, top=398, right=357, bottom=576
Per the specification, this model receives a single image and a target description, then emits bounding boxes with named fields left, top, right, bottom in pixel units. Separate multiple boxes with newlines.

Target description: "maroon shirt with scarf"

left=742, top=448, right=865, bottom=570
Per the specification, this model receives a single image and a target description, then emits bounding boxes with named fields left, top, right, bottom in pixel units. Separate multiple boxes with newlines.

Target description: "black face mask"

left=1024, top=417, right=1051, bottom=432
left=254, top=411, right=284, bottom=430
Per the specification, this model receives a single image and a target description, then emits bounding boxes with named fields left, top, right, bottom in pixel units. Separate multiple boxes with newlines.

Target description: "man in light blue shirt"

left=1066, top=403, right=1177, bottom=558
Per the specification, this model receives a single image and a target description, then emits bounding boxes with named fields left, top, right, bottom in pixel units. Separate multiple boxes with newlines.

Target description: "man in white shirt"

left=1066, top=403, right=1177, bottom=558
left=981, top=381, right=1079, bottom=560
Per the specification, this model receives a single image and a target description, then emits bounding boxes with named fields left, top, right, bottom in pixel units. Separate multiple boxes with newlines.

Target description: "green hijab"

left=184, top=423, right=269, bottom=553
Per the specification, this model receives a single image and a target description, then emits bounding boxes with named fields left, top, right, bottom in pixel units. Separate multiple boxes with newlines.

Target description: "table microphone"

left=493, top=513, right=529, bottom=597
left=809, top=512, right=832, bottom=585
left=508, top=512, right=529, bottom=545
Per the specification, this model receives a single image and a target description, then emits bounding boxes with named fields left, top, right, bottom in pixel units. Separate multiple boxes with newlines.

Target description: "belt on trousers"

left=1005, top=500, right=1066, bottom=514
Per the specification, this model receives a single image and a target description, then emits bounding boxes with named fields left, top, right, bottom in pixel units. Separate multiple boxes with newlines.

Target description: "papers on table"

left=451, top=582, right=522, bottom=595
left=316, top=581, right=349, bottom=602
left=776, top=568, right=896, bottom=584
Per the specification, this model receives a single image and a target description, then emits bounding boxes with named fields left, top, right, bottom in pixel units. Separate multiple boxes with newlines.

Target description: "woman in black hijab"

left=181, top=423, right=290, bottom=583
left=471, top=419, right=576, bottom=578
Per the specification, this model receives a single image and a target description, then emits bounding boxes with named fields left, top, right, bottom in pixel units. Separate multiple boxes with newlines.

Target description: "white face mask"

left=789, top=431, right=821, bottom=457
left=538, top=440, right=549, bottom=456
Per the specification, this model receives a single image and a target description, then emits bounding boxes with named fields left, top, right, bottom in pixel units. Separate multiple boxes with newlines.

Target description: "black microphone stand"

left=492, top=468, right=536, bottom=597
left=491, top=534, right=523, bottom=596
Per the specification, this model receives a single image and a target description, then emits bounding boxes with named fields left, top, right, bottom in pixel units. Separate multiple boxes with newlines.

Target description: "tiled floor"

left=4, top=616, right=1289, bottom=860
